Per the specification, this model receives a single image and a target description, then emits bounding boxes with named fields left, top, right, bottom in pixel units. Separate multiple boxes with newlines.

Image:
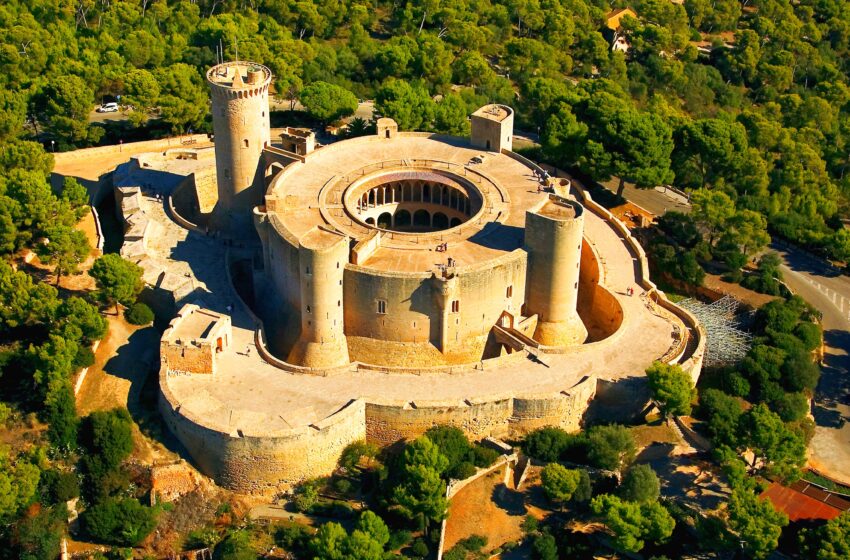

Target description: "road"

left=771, top=243, right=850, bottom=485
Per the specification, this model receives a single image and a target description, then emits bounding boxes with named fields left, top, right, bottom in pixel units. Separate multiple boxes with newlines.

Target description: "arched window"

left=413, top=209, right=430, bottom=228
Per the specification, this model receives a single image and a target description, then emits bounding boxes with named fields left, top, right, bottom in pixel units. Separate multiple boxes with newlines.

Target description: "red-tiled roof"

left=761, top=481, right=850, bottom=522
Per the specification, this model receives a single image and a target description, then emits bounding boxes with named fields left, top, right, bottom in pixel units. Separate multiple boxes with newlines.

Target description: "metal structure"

left=678, top=295, right=752, bottom=367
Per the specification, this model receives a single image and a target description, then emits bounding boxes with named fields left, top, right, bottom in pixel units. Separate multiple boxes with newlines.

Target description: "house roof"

left=605, top=8, right=637, bottom=30
left=761, top=480, right=850, bottom=522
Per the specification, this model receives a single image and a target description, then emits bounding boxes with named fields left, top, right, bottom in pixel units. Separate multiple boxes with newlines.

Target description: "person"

left=245, top=345, right=251, bottom=356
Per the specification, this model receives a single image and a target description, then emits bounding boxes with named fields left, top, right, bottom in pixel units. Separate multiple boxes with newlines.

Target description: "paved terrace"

left=127, top=153, right=681, bottom=436
left=268, top=135, right=551, bottom=274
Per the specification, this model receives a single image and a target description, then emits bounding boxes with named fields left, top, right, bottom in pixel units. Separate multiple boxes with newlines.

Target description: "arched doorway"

left=432, top=212, right=449, bottom=230
left=395, top=209, right=411, bottom=228
left=413, top=209, right=430, bottom=228
left=377, top=212, right=392, bottom=229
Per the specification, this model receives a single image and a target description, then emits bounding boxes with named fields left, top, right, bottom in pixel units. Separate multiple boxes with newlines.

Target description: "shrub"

left=619, top=464, right=660, bottom=503
left=125, top=302, right=154, bottom=325
left=453, top=461, right=477, bottom=480
left=73, top=345, right=95, bottom=369
left=39, top=468, right=80, bottom=504
left=471, top=444, right=500, bottom=467
left=387, top=529, right=412, bottom=551
left=410, top=538, right=430, bottom=558
left=332, top=476, right=352, bottom=494
left=81, top=497, right=157, bottom=546
left=292, top=482, right=318, bottom=512
left=523, top=427, right=573, bottom=462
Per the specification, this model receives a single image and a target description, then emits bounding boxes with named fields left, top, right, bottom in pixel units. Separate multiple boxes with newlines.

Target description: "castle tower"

left=287, top=228, right=350, bottom=369
left=207, top=61, right=272, bottom=234
left=524, top=195, right=588, bottom=347
left=471, top=104, right=514, bottom=152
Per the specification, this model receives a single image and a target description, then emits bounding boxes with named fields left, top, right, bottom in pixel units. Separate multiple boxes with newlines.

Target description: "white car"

left=97, top=102, right=119, bottom=113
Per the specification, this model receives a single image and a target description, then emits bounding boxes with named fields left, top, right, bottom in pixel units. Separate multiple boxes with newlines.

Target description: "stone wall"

left=577, top=240, right=624, bottom=342
left=365, top=374, right=596, bottom=446
left=159, top=380, right=366, bottom=494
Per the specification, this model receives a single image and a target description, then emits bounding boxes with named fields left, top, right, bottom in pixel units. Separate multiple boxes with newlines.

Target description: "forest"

left=0, top=0, right=847, bottom=260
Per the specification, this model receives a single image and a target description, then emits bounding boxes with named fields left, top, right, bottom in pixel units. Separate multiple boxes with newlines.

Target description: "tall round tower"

left=524, top=195, right=588, bottom=347
left=287, top=228, right=350, bottom=369
left=207, top=61, right=272, bottom=234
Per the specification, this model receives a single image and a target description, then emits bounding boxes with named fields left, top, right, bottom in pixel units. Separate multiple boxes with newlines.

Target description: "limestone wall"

left=577, top=240, right=624, bottom=341
left=160, top=378, right=366, bottom=494
left=365, top=374, right=596, bottom=446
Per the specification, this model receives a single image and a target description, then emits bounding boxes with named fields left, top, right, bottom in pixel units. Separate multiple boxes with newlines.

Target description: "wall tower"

left=470, top=104, right=514, bottom=152
left=524, top=195, right=588, bottom=347
left=287, top=228, right=350, bottom=369
left=207, top=61, right=272, bottom=234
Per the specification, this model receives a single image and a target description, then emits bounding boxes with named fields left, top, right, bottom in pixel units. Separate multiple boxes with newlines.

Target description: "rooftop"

left=206, top=61, right=271, bottom=89
left=170, top=308, right=224, bottom=341
left=471, top=104, right=512, bottom=122
left=264, top=134, right=544, bottom=274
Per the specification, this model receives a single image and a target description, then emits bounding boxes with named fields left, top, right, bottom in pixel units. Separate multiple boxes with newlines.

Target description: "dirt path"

left=75, top=313, right=171, bottom=463
left=444, top=466, right=531, bottom=553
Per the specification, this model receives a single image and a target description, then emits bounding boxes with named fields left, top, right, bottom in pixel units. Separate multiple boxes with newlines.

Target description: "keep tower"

left=207, top=61, right=272, bottom=234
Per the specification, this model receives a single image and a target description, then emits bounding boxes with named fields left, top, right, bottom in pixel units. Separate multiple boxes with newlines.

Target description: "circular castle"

left=151, top=62, right=704, bottom=494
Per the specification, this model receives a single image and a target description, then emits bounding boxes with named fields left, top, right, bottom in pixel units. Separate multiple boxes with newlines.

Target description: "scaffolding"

left=678, top=295, right=752, bottom=367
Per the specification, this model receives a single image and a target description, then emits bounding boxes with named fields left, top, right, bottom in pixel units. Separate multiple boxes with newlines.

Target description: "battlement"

left=207, top=61, right=272, bottom=99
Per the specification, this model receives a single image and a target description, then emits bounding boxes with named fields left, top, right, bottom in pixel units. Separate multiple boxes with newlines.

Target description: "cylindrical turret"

left=524, top=195, right=588, bottom=347
left=287, top=228, right=350, bottom=369
left=207, top=61, right=272, bottom=234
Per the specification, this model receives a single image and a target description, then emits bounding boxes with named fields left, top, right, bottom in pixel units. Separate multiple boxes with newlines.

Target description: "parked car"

left=96, top=102, right=119, bottom=113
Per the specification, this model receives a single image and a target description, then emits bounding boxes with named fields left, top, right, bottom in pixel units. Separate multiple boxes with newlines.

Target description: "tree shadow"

left=490, top=482, right=527, bottom=516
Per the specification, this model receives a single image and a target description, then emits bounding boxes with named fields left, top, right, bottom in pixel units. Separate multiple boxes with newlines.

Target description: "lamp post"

left=50, top=140, right=55, bottom=153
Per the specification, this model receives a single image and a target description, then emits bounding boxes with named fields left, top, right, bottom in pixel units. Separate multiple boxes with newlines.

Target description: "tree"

left=699, top=388, right=744, bottom=447
left=338, top=440, right=378, bottom=471
left=576, top=91, right=675, bottom=198
left=586, top=425, right=636, bottom=477
left=80, top=408, right=134, bottom=474
left=216, top=530, right=255, bottom=560
left=391, top=436, right=449, bottom=532
left=433, top=94, right=469, bottom=136
left=591, top=494, right=675, bottom=553
left=299, top=81, right=358, bottom=123
left=646, top=362, right=696, bottom=417
left=60, top=177, right=89, bottom=220
left=0, top=446, right=41, bottom=520
left=36, top=225, right=89, bottom=286
left=354, top=511, right=390, bottom=548
left=123, top=69, right=161, bottom=127
left=619, top=464, right=660, bottom=503
left=739, top=403, right=806, bottom=480
left=726, top=488, right=788, bottom=559
left=10, top=503, right=67, bottom=560
left=81, top=497, right=157, bottom=546
left=541, top=463, right=581, bottom=507
left=522, top=427, right=575, bottom=463
left=89, top=254, right=143, bottom=314
left=154, top=64, right=208, bottom=132
left=531, top=533, right=558, bottom=560
left=800, top=510, right=850, bottom=560
left=57, top=296, right=107, bottom=343
left=34, top=75, right=102, bottom=146
left=691, top=189, right=736, bottom=246
left=375, top=79, right=435, bottom=131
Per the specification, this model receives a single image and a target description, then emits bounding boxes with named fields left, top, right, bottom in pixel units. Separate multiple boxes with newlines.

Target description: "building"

left=207, top=61, right=272, bottom=234
left=604, top=8, right=637, bottom=53
left=255, top=104, right=586, bottom=369
left=153, top=61, right=704, bottom=494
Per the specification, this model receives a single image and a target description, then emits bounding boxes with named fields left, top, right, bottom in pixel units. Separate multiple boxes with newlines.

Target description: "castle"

left=150, top=61, right=704, bottom=493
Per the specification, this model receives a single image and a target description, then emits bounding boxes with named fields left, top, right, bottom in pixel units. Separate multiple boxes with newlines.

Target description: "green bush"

left=453, top=461, right=477, bottom=480
left=73, top=345, right=95, bottom=369
left=39, top=468, right=80, bottom=504
left=387, top=529, right=412, bottom=551
left=125, top=302, right=154, bottom=325
left=523, top=427, right=578, bottom=462
left=472, top=444, right=500, bottom=467
left=410, top=538, right=430, bottom=558
left=81, top=497, right=157, bottom=546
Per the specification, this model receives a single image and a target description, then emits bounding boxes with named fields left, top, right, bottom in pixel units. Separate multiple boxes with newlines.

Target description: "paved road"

left=772, top=244, right=850, bottom=484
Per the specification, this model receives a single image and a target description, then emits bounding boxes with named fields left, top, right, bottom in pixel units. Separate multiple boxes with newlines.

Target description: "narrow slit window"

left=506, top=285, right=513, bottom=298
left=376, top=299, right=387, bottom=314
left=451, top=300, right=460, bottom=313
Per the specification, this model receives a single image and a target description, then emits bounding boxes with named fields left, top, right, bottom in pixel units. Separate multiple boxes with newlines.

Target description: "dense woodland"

left=1, top=0, right=850, bottom=558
